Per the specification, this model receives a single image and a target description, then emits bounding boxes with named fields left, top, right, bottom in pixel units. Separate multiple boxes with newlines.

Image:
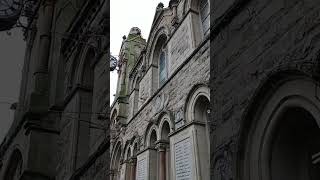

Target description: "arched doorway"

left=240, top=76, right=320, bottom=180
left=269, top=107, right=320, bottom=180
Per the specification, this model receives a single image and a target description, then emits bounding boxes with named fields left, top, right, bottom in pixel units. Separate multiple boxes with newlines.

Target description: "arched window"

left=131, top=143, right=138, bottom=180
left=150, top=130, right=157, bottom=148
left=193, top=95, right=210, bottom=179
left=199, top=0, right=210, bottom=36
left=126, top=147, right=131, bottom=160
left=184, top=85, right=210, bottom=180
left=132, top=76, right=140, bottom=115
left=111, top=143, right=122, bottom=180
left=75, top=48, right=95, bottom=168
left=151, top=33, right=168, bottom=92
left=159, top=51, right=167, bottom=86
left=111, top=110, right=118, bottom=126
left=159, top=121, right=171, bottom=180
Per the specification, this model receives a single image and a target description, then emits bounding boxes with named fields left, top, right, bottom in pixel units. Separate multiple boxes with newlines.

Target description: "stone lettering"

left=136, top=158, right=147, bottom=180
left=175, top=138, right=193, bottom=180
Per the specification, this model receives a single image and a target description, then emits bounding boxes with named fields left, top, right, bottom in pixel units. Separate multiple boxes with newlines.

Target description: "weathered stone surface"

left=210, top=0, right=320, bottom=179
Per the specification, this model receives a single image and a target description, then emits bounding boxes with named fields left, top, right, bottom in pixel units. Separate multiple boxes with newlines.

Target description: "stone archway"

left=239, top=75, right=320, bottom=180
left=269, top=107, right=320, bottom=180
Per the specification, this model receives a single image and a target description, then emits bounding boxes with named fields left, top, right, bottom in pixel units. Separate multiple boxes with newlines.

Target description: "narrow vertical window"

left=200, top=0, right=209, bottom=36
left=159, top=51, right=167, bottom=86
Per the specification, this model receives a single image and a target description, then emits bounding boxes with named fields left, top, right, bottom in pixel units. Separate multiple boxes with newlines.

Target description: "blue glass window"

left=159, top=51, right=167, bottom=86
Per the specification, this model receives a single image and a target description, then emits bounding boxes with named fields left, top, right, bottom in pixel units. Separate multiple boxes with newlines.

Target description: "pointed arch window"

left=159, top=51, right=167, bottom=86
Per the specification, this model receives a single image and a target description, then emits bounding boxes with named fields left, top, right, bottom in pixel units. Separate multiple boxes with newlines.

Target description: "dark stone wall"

left=210, top=0, right=320, bottom=179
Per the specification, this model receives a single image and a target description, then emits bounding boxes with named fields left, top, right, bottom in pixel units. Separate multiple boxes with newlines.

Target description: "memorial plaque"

left=136, top=157, right=147, bottom=180
left=174, top=138, right=193, bottom=180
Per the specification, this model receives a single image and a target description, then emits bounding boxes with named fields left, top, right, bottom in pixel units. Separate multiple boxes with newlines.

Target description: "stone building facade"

left=110, top=0, right=210, bottom=180
left=1, top=0, right=318, bottom=180
left=0, top=0, right=110, bottom=180
left=210, top=0, right=320, bottom=179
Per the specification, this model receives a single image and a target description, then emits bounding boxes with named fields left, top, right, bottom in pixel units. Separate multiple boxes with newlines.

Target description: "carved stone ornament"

left=174, top=108, right=185, bottom=129
left=154, top=93, right=169, bottom=115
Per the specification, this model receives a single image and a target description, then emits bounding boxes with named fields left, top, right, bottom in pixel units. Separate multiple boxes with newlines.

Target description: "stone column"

left=29, top=0, right=54, bottom=114
left=156, top=141, right=169, bottom=180
left=34, top=0, right=53, bottom=94
left=129, top=157, right=137, bottom=180
left=110, top=169, right=116, bottom=180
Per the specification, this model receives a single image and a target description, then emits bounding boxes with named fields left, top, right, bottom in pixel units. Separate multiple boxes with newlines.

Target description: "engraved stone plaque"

left=136, top=157, right=147, bottom=180
left=174, top=138, right=193, bottom=180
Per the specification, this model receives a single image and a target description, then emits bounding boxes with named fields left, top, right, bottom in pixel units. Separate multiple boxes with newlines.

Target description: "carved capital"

left=155, top=140, right=169, bottom=152
left=129, top=157, right=137, bottom=164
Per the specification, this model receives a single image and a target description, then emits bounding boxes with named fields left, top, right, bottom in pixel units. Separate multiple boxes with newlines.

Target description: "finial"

left=157, top=2, right=164, bottom=10
left=129, top=27, right=142, bottom=36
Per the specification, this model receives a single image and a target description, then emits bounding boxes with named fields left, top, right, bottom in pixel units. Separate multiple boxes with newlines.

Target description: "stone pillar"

left=23, top=2, right=57, bottom=173
left=156, top=141, right=169, bottom=180
left=34, top=0, right=53, bottom=95
left=110, top=169, right=118, bottom=180
left=129, top=158, right=137, bottom=180
left=29, top=0, right=54, bottom=114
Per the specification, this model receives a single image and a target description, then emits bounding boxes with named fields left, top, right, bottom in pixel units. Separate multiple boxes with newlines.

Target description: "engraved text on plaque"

left=175, top=137, right=193, bottom=180
left=136, top=158, right=147, bottom=180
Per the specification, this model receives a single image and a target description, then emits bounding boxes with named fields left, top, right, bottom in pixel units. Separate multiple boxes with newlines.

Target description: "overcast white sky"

left=0, top=29, right=25, bottom=143
left=110, top=0, right=170, bottom=104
